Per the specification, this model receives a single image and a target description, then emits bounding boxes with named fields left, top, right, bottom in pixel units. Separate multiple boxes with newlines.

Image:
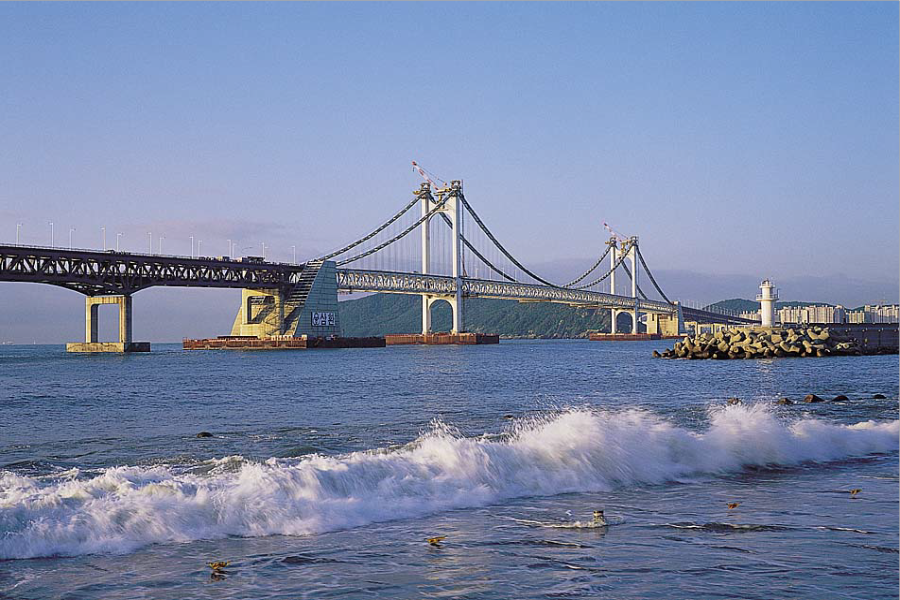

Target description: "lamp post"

left=69, top=228, right=75, bottom=250
left=261, top=243, right=267, bottom=260
left=102, top=227, right=106, bottom=251
left=15, top=223, right=21, bottom=246
left=158, top=236, right=163, bottom=255
left=291, top=245, right=296, bottom=264
left=116, top=232, right=123, bottom=252
left=227, top=239, right=232, bottom=258
left=190, top=236, right=194, bottom=259
left=148, top=232, right=153, bottom=254
left=197, top=240, right=202, bottom=256
left=49, top=222, right=54, bottom=247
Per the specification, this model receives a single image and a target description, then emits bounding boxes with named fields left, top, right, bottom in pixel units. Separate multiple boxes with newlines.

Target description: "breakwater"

left=654, top=325, right=866, bottom=359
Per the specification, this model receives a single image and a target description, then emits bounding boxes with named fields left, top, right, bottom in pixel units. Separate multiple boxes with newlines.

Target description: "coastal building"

left=778, top=304, right=846, bottom=325
left=848, top=304, right=900, bottom=324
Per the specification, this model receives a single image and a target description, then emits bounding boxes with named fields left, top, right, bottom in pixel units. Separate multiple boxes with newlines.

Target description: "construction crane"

left=603, top=221, right=630, bottom=246
left=411, top=161, right=448, bottom=191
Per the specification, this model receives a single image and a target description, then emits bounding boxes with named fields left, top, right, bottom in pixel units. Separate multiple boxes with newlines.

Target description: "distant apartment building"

left=739, top=310, right=760, bottom=321
left=847, top=304, right=900, bottom=324
left=777, top=305, right=846, bottom=324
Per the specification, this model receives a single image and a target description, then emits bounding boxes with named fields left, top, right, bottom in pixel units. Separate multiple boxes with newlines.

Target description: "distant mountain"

left=339, top=293, right=618, bottom=338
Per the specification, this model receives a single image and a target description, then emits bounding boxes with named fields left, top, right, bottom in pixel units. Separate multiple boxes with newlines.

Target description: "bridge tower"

left=609, top=237, right=618, bottom=334
left=608, top=236, right=642, bottom=334
left=420, top=180, right=464, bottom=334
left=628, top=236, right=640, bottom=334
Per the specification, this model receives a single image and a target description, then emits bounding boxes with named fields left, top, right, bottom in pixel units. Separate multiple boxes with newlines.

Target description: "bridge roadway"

left=335, top=268, right=676, bottom=314
left=0, top=244, right=753, bottom=324
left=0, top=244, right=305, bottom=295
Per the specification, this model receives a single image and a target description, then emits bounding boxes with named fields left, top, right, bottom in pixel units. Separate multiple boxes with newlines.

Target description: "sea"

left=0, top=341, right=897, bottom=599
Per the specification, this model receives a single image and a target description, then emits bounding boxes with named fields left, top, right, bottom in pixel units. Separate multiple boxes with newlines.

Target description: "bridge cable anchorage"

left=563, top=244, right=612, bottom=288
left=457, top=193, right=561, bottom=288
left=635, top=244, right=673, bottom=304
left=572, top=241, right=633, bottom=289
left=315, top=195, right=420, bottom=262
left=336, top=196, right=448, bottom=266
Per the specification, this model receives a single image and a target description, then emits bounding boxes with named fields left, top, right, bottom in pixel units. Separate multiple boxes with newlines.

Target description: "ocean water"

left=0, top=340, right=897, bottom=599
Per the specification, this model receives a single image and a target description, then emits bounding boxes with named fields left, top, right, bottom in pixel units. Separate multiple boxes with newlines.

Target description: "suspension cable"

left=432, top=212, right=517, bottom=282
left=336, top=196, right=447, bottom=266
left=458, top=193, right=560, bottom=287
left=315, top=195, right=420, bottom=261
left=619, top=260, right=649, bottom=299
left=564, top=244, right=612, bottom=287
left=573, top=242, right=632, bottom=289
left=635, top=244, right=672, bottom=304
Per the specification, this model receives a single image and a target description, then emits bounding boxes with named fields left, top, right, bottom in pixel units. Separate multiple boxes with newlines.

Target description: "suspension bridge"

left=0, top=173, right=755, bottom=351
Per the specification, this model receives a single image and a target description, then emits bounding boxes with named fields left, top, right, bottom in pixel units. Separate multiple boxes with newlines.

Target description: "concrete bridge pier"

left=422, top=294, right=462, bottom=335
left=67, top=295, right=150, bottom=352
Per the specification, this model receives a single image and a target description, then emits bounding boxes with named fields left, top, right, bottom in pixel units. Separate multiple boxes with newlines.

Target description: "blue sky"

left=1, top=3, right=897, bottom=341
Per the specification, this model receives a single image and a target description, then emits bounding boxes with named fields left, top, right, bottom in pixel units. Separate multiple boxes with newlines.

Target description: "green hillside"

left=338, top=293, right=616, bottom=338
left=709, top=298, right=835, bottom=313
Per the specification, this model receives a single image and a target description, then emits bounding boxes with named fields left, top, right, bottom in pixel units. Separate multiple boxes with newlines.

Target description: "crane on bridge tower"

left=411, top=161, right=449, bottom=192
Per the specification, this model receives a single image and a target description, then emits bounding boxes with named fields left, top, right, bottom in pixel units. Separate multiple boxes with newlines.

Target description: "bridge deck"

left=0, top=245, right=755, bottom=325
left=336, top=269, right=676, bottom=313
left=0, top=244, right=304, bottom=295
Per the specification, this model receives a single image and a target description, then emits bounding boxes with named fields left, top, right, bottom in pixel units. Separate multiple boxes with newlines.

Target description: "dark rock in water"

left=803, top=394, right=825, bottom=403
left=726, top=397, right=742, bottom=406
left=776, top=397, right=793, bottom=405
left=873, top=393, right=887, bottom=399
left=652, top=350, right=661, bottom=358
left=832, top=394, right=849, bottom=402
left=503, top=414, right=515, bottom=420
left=196, top=431, right=214, bottom=438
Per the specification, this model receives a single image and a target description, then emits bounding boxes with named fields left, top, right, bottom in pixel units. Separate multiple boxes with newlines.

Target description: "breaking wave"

left=1, top=405, right=897, bottom=559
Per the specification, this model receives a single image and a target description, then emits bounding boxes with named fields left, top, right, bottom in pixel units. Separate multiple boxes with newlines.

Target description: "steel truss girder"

left=0, top=245, right=304, bottom=296
left=337, top=269, right=675, bottom=314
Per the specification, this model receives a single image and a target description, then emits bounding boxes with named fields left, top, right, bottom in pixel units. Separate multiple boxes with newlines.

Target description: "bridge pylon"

left=420, top=180, right=464, bottom=334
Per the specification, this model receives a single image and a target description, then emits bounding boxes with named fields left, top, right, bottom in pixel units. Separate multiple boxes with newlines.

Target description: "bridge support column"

left=422, top=294, right=461, bottom=335
left=67, top=295, right=148, bottom=353
left=610, top=309, right=617, bottom=334
left=86, top=301, right=99, bottom=343
left=422, top=295, right=432, bottom=335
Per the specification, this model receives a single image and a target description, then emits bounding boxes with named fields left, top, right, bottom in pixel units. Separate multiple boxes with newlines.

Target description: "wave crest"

left=1, top=405, right=896, bottom=559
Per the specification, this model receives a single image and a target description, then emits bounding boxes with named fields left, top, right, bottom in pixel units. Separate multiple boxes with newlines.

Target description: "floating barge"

left=385, top=333, right=500, bottom=345
left=589, top=333, right=683, bottom=342
left=183, top=335, right=385, bottom=350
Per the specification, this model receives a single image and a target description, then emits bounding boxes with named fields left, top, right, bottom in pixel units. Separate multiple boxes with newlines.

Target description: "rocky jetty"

left=654, top=326, right=861, bottom=360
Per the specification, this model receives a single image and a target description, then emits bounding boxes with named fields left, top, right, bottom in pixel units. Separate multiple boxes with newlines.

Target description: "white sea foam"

left=0, top=405, right=897, bottom=559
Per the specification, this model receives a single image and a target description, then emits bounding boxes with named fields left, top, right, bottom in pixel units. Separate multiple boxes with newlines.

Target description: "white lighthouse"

left=757, top=279, right=779, bottom=328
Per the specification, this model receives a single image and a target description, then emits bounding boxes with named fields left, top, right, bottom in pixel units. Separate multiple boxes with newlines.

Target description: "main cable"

left=458, top=193, right=559, bottom=287
left=336, top=196, right=447, bottom=266
left=315, top=195, right=420, bottom=262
